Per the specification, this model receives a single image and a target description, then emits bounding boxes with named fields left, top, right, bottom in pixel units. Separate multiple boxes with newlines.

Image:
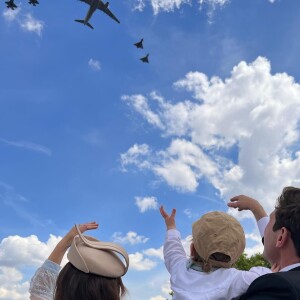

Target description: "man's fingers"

left=228, top=202, right=238, bottom=208
left=230, top=196, right=240, bottom=202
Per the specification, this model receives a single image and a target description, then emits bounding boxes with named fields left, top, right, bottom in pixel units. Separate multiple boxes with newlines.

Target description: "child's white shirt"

left=164, top=227, right=271, bottom=300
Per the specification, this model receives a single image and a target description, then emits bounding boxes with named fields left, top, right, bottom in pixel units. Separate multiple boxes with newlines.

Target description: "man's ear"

left=276, top=227, right=289, bottom=248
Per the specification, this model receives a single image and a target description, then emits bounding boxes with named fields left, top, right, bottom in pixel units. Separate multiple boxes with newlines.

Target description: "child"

left=160, top=198, right=271, bottom=300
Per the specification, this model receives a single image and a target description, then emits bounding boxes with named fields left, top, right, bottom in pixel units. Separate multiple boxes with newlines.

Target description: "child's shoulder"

left=228, top=266, right=271, bottom=275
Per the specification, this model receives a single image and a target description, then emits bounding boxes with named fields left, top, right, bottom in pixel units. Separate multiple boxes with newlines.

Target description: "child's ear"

left=190, top=243, right=196, bottom=256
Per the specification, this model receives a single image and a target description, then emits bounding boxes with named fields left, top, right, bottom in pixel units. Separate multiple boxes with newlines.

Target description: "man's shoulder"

left=251, top=269, right=300, bottom=288
left=274, top=268, right=300, bottom=282
left=239, top=269, right=300, bottom=300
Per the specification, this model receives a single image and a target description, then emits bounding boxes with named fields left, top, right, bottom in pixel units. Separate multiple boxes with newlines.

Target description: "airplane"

left=5, top=0, right=17, bottom=10
left=75, top=0, right=120, bottom=30
left=134, top=38, right=144, bottom=49
left=28, top=0, right=39, bottom=6
left=140, top=54, right=149, bottom=63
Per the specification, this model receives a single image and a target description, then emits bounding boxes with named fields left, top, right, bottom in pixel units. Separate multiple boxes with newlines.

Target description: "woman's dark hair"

left=274, top=186, right=300, bottom=258
left=54, top=262, right=127, bottom=300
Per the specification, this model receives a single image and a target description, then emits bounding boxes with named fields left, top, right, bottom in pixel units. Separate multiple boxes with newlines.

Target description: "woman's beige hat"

left=67, top=225, right=129, bottom=278
left=192, top=211, right=245, bottom=270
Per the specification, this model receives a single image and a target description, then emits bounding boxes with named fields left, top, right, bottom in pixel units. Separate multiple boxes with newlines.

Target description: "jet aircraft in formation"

left=134, top=39, right=149, bottom=63
left=4, top=0, right=148, bottom=63
left=75, top=0, right=120, bottom=29
left=5, top=0, right=17, bottom=9
left=4, top=0, right=119, bottom=30
left=140, top=54, right=149, bottom=63
left=28, top=0, right=39, bottom=6
left=134, top=38, right=144, bottom=49
left=5, top=0, right=39, bottom=9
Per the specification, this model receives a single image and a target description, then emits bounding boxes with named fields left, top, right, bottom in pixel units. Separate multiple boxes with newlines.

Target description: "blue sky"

left=1, top=0, right=300, bottom=299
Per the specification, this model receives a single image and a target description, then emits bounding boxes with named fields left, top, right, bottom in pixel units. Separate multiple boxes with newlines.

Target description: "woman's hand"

left=63, top=222, right=99, bottom=248
left=48, top=221, right=99, bottom=265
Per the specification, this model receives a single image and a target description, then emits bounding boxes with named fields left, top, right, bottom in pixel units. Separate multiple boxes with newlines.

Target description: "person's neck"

left=278, top=255, right=300, bottom=270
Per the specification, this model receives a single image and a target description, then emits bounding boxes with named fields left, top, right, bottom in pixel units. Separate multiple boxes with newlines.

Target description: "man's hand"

left=228, top=195, right=267, bottom=221
left=160, top=206, right=176, bottom=230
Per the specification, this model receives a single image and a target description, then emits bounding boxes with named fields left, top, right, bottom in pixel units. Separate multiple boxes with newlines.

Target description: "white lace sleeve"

left=29, top=259, right=61, bottom=300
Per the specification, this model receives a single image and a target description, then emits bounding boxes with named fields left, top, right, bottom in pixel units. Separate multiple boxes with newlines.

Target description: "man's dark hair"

left=54, top=262, right=127, bottom=300
left=273, top=186, right=300, bottom=258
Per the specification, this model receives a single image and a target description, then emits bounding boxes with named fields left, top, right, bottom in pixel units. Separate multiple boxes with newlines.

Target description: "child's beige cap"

left=192, top=211, right=245, bottom=270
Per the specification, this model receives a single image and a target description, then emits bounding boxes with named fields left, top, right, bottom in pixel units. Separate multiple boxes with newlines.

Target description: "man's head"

left=191, top=211, right=245, bottom=272
left=263, top=186, right=300, bottom=266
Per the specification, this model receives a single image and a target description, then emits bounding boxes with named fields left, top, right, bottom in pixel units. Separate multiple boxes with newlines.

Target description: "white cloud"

left=122, top=95, right=164, bottom=129
left=245, top=233, right=263, bottom=244
left=227, top=207, right=253, bottom=221
left=129, top=252, right=157, bottom=271
left=112, top=231, right=149, bottom=245
left=245, top=243, right=264, bottom=257
left=183, top=208, right=193, bottom=218
left=20, top=14, right=43, bottom=36
left=131, top=0, right=273, bottom=16
left=244, top=233, right=264, bottom=257
left=148, top=0, right=231, bottom=16
left=3, top=7, right=21, bottom=22
left=198, top=0, right=230, bottom=23
left=143, top=246, right=163, bottom=260
left=120, top=143, right=151, bottom=171
left=160, top=280, right=172, bottom=295
left=0, top=138, right=52, bottom=156
left=121, top=139, right=219, bottom=192
left=135, top=196, right=159, bottom=213
left=181, top=235, right=192, bottom=256
left=0, top=267, right=29, bottom=300
left=3, top=7, right=44, bottom=36
left=150, top=296, right=166, bottom=300
left=147, top=276, right=172, bottom=300
left=153, top=153, right=200, bottom=192
left=150, top=0, right=191, bottom=15
left=88, top=58, right=101, bottom=71
left=0, top=234, right=64, bottom=300
left=0, top=234, right=61, bottom=268
left=199, top=0, right=229, bottom=5
left=121, top=56, right=300, bottom=214
left=132, top=0, right=146, bottom=11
